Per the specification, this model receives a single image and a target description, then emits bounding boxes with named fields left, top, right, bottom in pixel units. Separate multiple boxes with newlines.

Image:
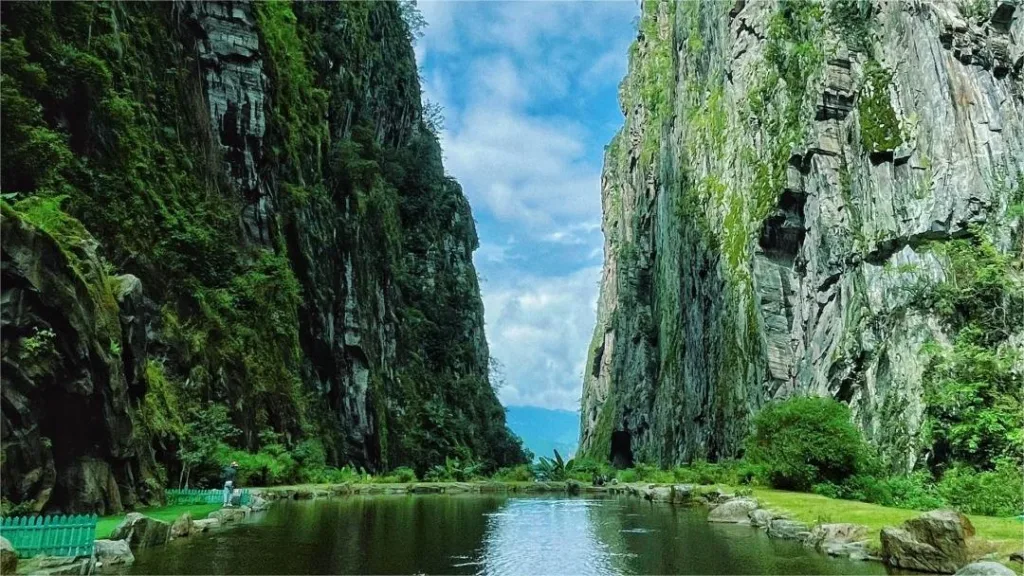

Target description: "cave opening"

left=610, top=429, right=633, bottom=469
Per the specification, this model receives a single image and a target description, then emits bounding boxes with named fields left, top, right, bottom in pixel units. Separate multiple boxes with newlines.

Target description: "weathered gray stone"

left=1, top=536, right=17, bottom=575
left=707, top=498, right=758, bottom=523
left=170, top=512, right=193, bottom=539
left=192, top=518, right=221, bottom=532
left=767, top=519, right=811, bottom=540
left=804, top=523, right=869, bottom=551
left=671, top=484, right=696, bottom=503
left=109, top=513, right=170, bottom=550
left=748, top=508, right=776, bottom=527
left=881, top=510, right=976, bottom=573
left=954, top=561, right=1017, bottom=576
left=94, top=539, right=135, bottom=572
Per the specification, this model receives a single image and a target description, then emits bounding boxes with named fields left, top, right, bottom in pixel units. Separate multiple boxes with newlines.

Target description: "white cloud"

left=416, top=1, right=636, bottom=411
left=483, top=266, right=602, bottom=411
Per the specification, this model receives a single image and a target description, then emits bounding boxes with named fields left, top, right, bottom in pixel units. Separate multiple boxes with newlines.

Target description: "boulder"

left=671, top=484, right=696, bottom=503
left=192, top=518, right=221, bottom=532
left=209, top=507, right=248, bottom=523
left=954, top=562, right=1017, bottom=576
left=16, top=555, right=94, bottom=576
left=881, top=509, right=976, bottom=573
left=804, top=523, right=869, bottom=551
left=109, top=513, right=170, bottom=550
left=566, top=481, right=582, bottom=496
left=1010, top=550, right=1023, bottom=563
left=767, top=519, right=811, bottom=540
left=701, top=488, right=735, bottom=504
left=644, top=486, right=672, bottom=502
left=748, top=508, right=776, bottom=527
left=249, top=494, right=270, bottom=512
left=707, top=497, right=758, bottom=523
left=1, top=536, right=17, bottom=575
left=94, top=539, right=135, bottom=571
left=170, top=512, right=193, bottom=538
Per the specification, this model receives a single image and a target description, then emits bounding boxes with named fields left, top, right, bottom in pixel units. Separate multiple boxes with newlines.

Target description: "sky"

left=416, top=0, right=639, bottom=412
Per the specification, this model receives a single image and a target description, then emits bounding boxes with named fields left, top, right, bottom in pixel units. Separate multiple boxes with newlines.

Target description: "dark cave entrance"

left=610, top=430, right=633, bottom=469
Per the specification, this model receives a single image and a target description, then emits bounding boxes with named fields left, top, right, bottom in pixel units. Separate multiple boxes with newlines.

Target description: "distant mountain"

left=505, top=406, right=580, bottom=461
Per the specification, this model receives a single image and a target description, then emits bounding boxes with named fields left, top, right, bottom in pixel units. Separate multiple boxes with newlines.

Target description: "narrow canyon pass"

left=579, top=0, right=1023, bottom=470
left=1, top=1, right=526, bottom=514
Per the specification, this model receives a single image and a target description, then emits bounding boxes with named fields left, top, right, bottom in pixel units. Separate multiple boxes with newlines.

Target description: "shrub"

left=379, top=466, right=417, bottom=483
left=938, top=460, right=1024, bottom=517
left=746, top=396, right=868, bottom=491
left=491, top=465, right=534, bottom=482
left=884, top=472, right=946, bottom=510
left=617, top=463, right=674, bottom=484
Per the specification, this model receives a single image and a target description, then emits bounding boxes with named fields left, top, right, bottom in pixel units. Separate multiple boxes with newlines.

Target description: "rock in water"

left=170, top=512, right=194, bottom=538
left=954, top=562, right=1017, bottom=576
left=110, top=513, right=171, bottom=550
left=94, top=539, right=135, bottom=571
left=707, top=498, right=758, bottom=523
left=1, top=536, right=18, bottom=575
left=748, top=509, right=776, bottom=528
left=192, top=518, right=221, bottom=532
left=767, top=519, right=811, bottom=540
left=881, top=510, right=975, bottom=573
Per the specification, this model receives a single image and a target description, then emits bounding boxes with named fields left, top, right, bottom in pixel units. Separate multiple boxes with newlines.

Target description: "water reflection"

left=129, top=495, right=886, bottom=575
left=479, top=499, right=621, bottom=575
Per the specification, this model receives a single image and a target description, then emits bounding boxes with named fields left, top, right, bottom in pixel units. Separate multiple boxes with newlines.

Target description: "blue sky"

left=416, top=1, right=639, bottom=411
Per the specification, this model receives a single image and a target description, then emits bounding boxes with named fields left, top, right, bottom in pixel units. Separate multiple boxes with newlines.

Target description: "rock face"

left=579, top=0, right=1024, bottom=470
left=1, top=536, right=17, bottom=575
left=0, top=0, right=524, bottom=513
left=881, top=509, right=976, bottom=573
left=707, top=497, right=758, bottom=523
left=110, top=513, right=171, bottom=551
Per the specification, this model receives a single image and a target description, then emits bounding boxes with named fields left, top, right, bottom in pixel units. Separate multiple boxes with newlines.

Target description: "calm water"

left=129, top=495, right=886, bottom=575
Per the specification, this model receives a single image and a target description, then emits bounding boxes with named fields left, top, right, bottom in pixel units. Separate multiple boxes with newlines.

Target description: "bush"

left=884, top=472, right=946, bottom=510
left=617, top=463, right=674, bottom=484
left=491, top=465, right=534, bottom=482
left=746, top=396, right=868, bottom=491
left=379, top=466, right=417, bottom=483
left=938, top=460, right=1023, bottom=517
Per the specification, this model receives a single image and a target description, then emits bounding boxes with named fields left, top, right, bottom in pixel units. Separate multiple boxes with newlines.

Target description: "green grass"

left=734, top=486, right=1024, bottom=556
left=95, top=503, right=222, bottom=539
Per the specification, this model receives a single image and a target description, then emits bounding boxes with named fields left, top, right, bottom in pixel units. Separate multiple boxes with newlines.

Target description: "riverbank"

left=254, top=480, right=1022, bottom=572
left=67, top=480, right=1021, bottom=575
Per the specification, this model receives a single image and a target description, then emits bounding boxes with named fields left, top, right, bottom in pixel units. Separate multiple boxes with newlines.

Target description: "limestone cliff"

left=580, top=0, right=1023, bottom=470
left=1, top=1, right=524, bottom=514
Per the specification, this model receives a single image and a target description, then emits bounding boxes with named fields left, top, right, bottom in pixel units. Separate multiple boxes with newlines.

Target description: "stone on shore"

left=170, top=512, right=194, bottom=539
left=94, top=539, right=135, bottom=572
left=707, top=497, right=758, bottom=523
left=192, top=518, right=221, bottom=532
left=881, top=509, right=975, bottom=573
left=109, top=513, right=171, bottom=550
left=1, top=536, right=17, bottom=575
left=767, top=518, right=811, bottom=540
left=671, top=484, right=696, bottom=503
left=954, top=561, right=1017, bottom=576
left=748, top=508, right=776, bottom=527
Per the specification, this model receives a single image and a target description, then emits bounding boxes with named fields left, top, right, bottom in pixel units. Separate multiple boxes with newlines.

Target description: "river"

left=129, top=494, right=886, bottom=575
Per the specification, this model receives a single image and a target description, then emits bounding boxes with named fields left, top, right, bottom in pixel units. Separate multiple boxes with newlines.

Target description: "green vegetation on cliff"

left=1, top=0, right=525, bottom=514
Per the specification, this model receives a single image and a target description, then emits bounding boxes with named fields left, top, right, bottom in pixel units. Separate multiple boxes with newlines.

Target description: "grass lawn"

left=95, top=503, right=222, bottom=539
left=733, top=485, right=1024, bottom=557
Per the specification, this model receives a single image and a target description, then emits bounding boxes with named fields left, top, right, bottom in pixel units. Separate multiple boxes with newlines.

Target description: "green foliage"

left=746, top=396, right=869, bottom=491
left=177, top=404, right=240, bottom=487
left=218, top=443, right=296, bottom=486
left=424, top=456, right=484, bottom=482
left=532, top=450, right=577, bottom=481
left=617, top=463, right=675, bottom=484
left=937, top=459, right=1024, bottom=517
left=828, top=0, right=874, bottom=53
left=19, top=327, right=56, bottom=358
left=916, top=234, right=1024, bottom=470
left=139, top=360, right=185, bottom=441
left=491, top=465, right=535, bottom=482
left=378, top=466, right=418, bottom=483
left=671, top=460, right=759, bottom=486
left=858, top=59, right=903, bottom=154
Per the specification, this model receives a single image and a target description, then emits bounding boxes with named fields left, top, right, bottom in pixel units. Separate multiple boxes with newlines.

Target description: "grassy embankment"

left=94, top=504, right=222, bottom=539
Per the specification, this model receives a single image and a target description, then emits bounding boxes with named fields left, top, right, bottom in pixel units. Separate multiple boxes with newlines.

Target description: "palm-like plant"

left=533, top=449, right=575, bottom=481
